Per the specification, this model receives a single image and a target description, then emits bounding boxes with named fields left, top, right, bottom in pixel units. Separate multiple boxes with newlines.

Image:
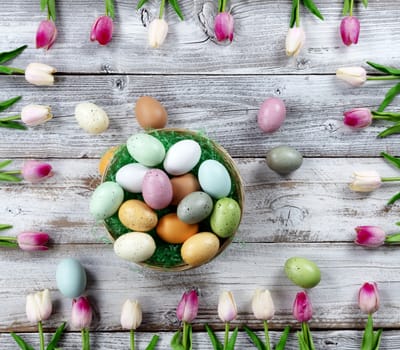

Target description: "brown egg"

left=181, top=232, right=220, bottom=267
left=118, top=200, right=158, bottom=232
left=135, top=96, right=168, bottom=129
left=156, top=213, right=198, bottom=244
left=98, top=145, right=119, bottom=176
left=170, top=173, right=200, bottom=206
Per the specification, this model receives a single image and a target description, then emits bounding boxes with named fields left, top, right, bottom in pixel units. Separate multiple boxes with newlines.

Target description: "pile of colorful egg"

left=90, top=129, right=244, bottom=271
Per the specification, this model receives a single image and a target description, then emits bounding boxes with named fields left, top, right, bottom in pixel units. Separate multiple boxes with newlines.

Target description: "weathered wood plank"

left=1, top=75, right=399, bottom=158
left=1, top=1, right=399, bottom=74
left=0, top=243, right=399, bottom=331
left=1, top=158, right=399, bottom=244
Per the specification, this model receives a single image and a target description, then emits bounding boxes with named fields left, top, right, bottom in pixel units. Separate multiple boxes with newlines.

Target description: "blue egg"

left=198, top=160, right=231, bottom=199
left=56, top=258, right=87, bottom=298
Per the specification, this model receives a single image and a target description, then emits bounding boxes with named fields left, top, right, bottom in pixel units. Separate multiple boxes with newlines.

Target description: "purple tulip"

left=340, top=16, right=360, bottom=46
left=21, top=160, right=53, bottom=183
left=343, top=108, right=372, bottom=129
left=293, top=291, right=312, bottom=323
left=17, top=232, right=49, bottom=251
left=358, top=282, right=379, bottom=314
left=355, top=226, right=386, bottom=248
left=176, top=290, right=199, bottom=323
left=90, top=15, right=113, bottom=45
left=214, top=12, right=234, bottom=42
left=36, top=20, right=58, bottom=50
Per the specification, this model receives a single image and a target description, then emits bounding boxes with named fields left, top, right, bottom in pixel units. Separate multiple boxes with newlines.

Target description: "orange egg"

left=170, top=173, right=200, bottom=206
left=156, top=213, right=198, bottom=244
left=99, top=145, right=119, bottom=176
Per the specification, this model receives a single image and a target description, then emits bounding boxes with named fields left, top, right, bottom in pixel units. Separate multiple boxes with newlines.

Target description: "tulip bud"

left=21, top=160, right=53, bottom=183
left=355, top=226, right=386, bottom=248
left=218, top=291, right=237, bottom=322
left=285, top=27, right=305, bottom=56
left=340, top=16, right=360, bottom=46
left=214, top=12, right=234, bottom=42
left=21, top=105, right=53, bottom=126
left=349, top=171, right=381, bottom=193
left=358, top=282, right=379, bottom=314
left=17, top=232, right=49, bottom=251
left=121, top=299, right=142, bottom=330
left=251, top=289, right=275, bottom=320
left=90, top=15, right=113, bottom=46
left=71, top=296, right=93, bottom=330
left=293, top=291, right=312, bottom=323
left=26, top=289, right=52, bottom=323
left=176, top=290, right=199, bottom=323
left=36, top=20, right=58, bottom=50
left=343, top=108, right=372, bottom=129
left=336, top=67, right=367, bottom=86
left=25, top=63, right=56, bottom=86
left=148, top=19, right=169, bottom=48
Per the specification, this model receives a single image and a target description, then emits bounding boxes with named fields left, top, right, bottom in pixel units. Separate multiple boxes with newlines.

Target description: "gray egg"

left=266, top=145, right=303, bottom=175
left=177, top=191, right=213, bottom=224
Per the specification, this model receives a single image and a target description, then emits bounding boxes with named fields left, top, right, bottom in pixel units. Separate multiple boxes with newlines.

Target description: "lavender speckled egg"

left=257, top=97, right=286, bottom=133
left=142, top=169, right=173, bottom=209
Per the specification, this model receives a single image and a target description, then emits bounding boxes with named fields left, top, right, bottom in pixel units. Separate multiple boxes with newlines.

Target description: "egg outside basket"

left=102, top=128, right=244, bottom=272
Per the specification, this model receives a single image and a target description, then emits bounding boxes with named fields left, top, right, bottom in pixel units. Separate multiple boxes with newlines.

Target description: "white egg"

left=75, top=102, right=109, bottom=134
left=115, top=163, right=149, bottom=193
left=163, top=140, right=201, bottom=176
left=113, top=232, right=156, bottom=263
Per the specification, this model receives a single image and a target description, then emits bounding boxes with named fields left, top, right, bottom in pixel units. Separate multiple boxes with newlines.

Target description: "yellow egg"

left=181, top=232, right=220, bottom=267
left=99, top=145, right=119, bottom=176
left=118, top=200, right=158, bottom=232
left=156, top=213, right=198, bottom=244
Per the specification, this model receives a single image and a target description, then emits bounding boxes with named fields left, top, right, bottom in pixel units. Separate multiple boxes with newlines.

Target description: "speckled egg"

left=177, top=191, right=213, bottom=224
left=170, top=173, right=200, bottom=206
left=99, top=145, right=119, bottom=176
left=181, top=232, right=220, bottom=267
left=266, top=145, right=303, bottom=175
left=114, top=232, right=156, bottom=263
left=210, top=197, right=241, bottom=238
left=198, top=160, right=232, bottom=199
left=135, top=96, right=168, bottom=129
left=285, top=257, right=321, bottom=289
left=127, top=133, right=166, bottom=167
left=118, top=200, right=158, bottom=232
left=90, top=181, right=124, bottom=220
left=75, top=102, right=109, bottom=134
left=56, top=258, right=87, bottom=298
left=163, top=140, right=202, bottom=176
left=156, top=213, right=198, bottom=244
left=142, top=169, right=173, bottom=209
left=116, top=163, right=149, bottom=193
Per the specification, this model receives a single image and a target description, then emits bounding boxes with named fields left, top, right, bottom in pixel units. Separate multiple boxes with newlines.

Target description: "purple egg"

left=257, top=97, right=286, bottom=133
left=142, top=169, right=173, bottom=210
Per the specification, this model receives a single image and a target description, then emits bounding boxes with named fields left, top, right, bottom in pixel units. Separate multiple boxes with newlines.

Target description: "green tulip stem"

left=182, top=322, right=188, bottom=350
left=367, top=75, right=400, bottom=81
left=381, top=177, right=400, bottom=182
left=385, top=233, right=400, bottom=244
left=223, top=322, right=229, bottom=350
left=38, top=321, right=45, bottom=350
left=130, top=329, right=135, bottom=350
left=349, top=0, right=354, bottom=16
left=0, top=66, right=25, bottom=74
left=82, top=328, right=90, bottom=350
left=0, top=115, right=21, bottom=122
left=296, top=0, right=300, bottom=27
left=0, top=236, right=17, bottom=242
left=159, top=0, right=166, bottom=19
left=221, top=0, right=227, bottom=12
left=264, top=320, right=271, bottom=350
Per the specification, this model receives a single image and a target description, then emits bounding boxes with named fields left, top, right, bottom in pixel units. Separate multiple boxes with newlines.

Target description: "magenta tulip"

left=355, top=226, right=386, bottom=248
left=21, top=160, right=53, bottom=183
left=214, top=12, right=234, bottom=42
left=176, top=290, right=199, bottom=323
left=17, top=232, right=49, bottom=251
left=36, top=20, right=57, bottom=50
left=293, top=291, right=312, bottom=323
left=343, top=108, right=372, bottom=129
left=358, top=282, right=379, bottom=314
left=90, top=15, right=113, bottom=45
left=71, top=296, right=93, bottom=330
left=340, top=16, right=360, bottom=46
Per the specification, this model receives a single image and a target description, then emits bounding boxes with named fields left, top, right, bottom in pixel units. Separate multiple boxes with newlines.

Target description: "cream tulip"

left=26, top=289, right=52, bottom=323
left=121, top=299, right=142, bottom=330
left=285, top=27, right=305, bottom=56
left=25, top=63, right=56, bottom=86
left=148, top=19, right=168, bottom=48
left=252, top=289, right=275, bottom=320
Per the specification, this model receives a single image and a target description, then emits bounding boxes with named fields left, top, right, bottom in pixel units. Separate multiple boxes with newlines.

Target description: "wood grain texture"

left=1, top=1, right=399, bottom=74
left=1, top=158, right=400, bottom=244
left=1, top=75, right=400, bottom=158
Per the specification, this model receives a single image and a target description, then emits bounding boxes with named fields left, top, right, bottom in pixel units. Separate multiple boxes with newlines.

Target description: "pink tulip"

left=218, top=291, right=237, bottom=322
left=355, top=226, right=386, bottom=248
left=358, top=282, right=379, bottom=314
left=214, top=12, right=234, bottom=42
left=21, top=105, right=53, bottom=126
left=90, top=15, right=113, bottom=45
left=21, top=160, right=53, bottom=183
left=71, top=296, right=93, bottom=330
left=293, top=291, right=312, bottom=323
left=176, top=290, right=199, bottom=323
left=340, top=16, right=360, bottom=46
left=36, top=20, right=58, bottom=50
left=343, top=108, right=372, bottom=129
left=17, top=232, right=49, bottom=251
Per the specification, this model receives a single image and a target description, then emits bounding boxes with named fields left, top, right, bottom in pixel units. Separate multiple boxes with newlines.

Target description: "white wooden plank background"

left=1, top=0, right=400, bottom=349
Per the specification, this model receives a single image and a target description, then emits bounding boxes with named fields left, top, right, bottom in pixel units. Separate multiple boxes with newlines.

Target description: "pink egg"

left=257, top=97, right=286, bottom=133
left=142, top=169, right=173, bottom=210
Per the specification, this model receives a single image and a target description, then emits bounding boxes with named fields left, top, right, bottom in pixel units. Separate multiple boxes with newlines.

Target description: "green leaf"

left=106, top=0, right=115, bottom=19
left=46, top=322, right=66, bottom=350
left=361, top=315, right=374, bottom=350
left=0, top=96, right=21, bottom=113
left=169, top=0, right=184, bottom=20
left=373, top=328, right=383, bottom=350
left=290, top=0, right=298, bottom=28
left=0, top=241, right=18, bottom=247
left=275, top=326, right=291, bottom=350
left=0, top=159, right=13, bottom=169
left=10, top=333, right=35, bottom=350
left=0, top=173, right=22, bottom=182
left=302, top=0, right=324, bottom=21
left=48, top=0, right=56, bottom=21
left=0, top=224, right=12, bottom=230
left=227, top=327, right=239, bottom=350
left=362, top=0, right=368, bottom=8
left=378, top=83, right=400, bottom=112
left=170, top=330, right=185, bottom=350
left=367, top=61, right=400, bottom=76
left=377, top=123, right=400, bottom=138
left=0, top=45, right=27, bottom=65
left=0, top=121, right=27, bottom=130
left=145, top=334, right=160, bottom=350
left=387, top=192, right=400, bottom=206
left=40, top=0, right=47, bottom=11
left=343, top=0, right=350, bottom=15
left=372, top=111, right=400, bottom=122
left=243, top=325, right=265, bottom=350
left=189, top=324, right=193, bottom=350
left=297, top=331, right=309, bottom=350
left=205, top=324, right=223, bottom=350
left=137, top=0, right=149, bottom=9
left=381, top=152, right=400, bottom=169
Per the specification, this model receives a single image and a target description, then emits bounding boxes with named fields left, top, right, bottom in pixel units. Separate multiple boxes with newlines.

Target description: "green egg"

left=266, top=145, right=303, bottom=175
left=127, top=133, right=166, bottom=167
left=284, top=257, right=321, bottom=289
left=90, top=181, right=124, bottom=220
left=210, top=197, right=241, bottom=238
